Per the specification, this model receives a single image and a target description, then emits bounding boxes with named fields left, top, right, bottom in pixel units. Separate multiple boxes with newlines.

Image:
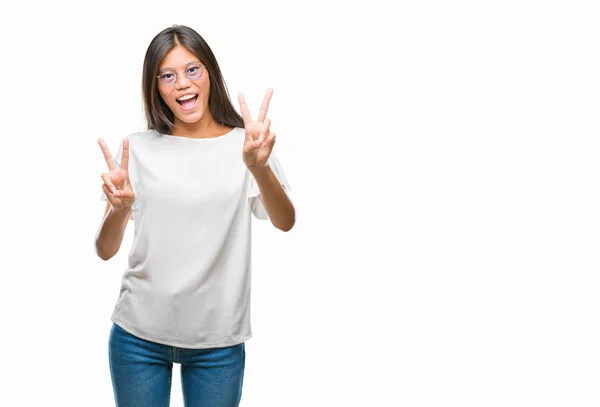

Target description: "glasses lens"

left=159, top=73, right=177, bottom=86
left=187, top=65, right=203, bottom=80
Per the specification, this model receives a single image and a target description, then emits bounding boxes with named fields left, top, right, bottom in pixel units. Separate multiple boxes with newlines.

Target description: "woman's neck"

left=172, top=114, right=230, bottom=139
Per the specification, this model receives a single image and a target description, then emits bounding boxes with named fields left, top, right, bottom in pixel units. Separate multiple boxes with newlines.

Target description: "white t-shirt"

left=99, top=127, right=291, bottom=348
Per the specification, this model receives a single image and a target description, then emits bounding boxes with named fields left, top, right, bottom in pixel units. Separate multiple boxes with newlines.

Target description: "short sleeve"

left=247, top=151, right=291, bottom=220
left=100, top=138, right=135, bottom=221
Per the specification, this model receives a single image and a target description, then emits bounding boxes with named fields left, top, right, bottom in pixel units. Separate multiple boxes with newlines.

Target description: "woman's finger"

left=257, top=88, right=273, bottom=123
left=244, top=129, right=254, bottom=145
left=102, top=184, right=116, bottom=204
left=101, top=173, right=117, bottom=195
left=244, top=137, right=262, bottom=154
left=118, top=188, right=135, bottom=200
left=259, top=118, right=271, bottom=143
left=120, top=139, right=129, bottom=172
left=237, top=93, right=252, bottom=126
left=264, top=131, right=276, bottom=147
left=98, top=138, right=116, bottom=171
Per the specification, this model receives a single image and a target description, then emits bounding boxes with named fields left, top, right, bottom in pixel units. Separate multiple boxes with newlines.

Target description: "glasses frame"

left=156, top=65, right=206, bottom=87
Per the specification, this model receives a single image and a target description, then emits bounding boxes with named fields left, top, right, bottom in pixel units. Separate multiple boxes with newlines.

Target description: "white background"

left=0, top=0, right=598, bottom=406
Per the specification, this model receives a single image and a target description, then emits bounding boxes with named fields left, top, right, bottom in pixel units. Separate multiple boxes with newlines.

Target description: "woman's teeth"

left=177, top=94, right=197, bottom=102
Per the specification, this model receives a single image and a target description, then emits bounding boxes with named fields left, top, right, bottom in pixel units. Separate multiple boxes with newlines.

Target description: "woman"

left=95, top=24, right=295, bottom=407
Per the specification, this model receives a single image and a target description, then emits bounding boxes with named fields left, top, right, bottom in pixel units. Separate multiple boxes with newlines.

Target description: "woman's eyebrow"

left=159, top=61, right=202, bottom=72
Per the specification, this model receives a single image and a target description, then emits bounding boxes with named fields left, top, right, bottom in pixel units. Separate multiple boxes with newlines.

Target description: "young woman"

left=95, top=24, right=295, bottom=407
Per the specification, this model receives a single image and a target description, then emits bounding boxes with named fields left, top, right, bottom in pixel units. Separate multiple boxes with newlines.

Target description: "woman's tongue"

left=179, top=95, right=197, bottom=109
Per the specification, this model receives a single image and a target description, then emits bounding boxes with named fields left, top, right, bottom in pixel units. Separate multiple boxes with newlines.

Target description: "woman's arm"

left=237, top=89, right=295, bottom=231
left=96, top=137, right=135, bottom=260
left=95, top=202, right=132, bottom=260
left=250, top=165, right=295, bottom=232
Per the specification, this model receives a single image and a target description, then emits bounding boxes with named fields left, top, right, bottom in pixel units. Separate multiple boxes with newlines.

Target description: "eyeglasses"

left=157, top=64, right=206, bottom=86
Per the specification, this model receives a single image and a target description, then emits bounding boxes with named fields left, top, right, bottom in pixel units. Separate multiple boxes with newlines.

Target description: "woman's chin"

left=176, top=110, right=204, bottom=124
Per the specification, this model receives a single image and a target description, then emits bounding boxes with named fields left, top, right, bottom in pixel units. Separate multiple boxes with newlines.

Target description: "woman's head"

left=142, top=25, right=243, bottom=134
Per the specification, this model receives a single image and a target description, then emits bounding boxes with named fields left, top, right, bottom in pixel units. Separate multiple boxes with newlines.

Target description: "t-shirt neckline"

left=159, top=127, right=238, bottom=141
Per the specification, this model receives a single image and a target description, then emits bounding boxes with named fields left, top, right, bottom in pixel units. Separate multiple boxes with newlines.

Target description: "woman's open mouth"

left=177, top=94, right=198, bottom=110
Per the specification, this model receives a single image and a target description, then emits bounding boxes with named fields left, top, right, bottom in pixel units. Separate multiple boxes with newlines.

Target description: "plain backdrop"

left=1, top=0, right=599, bottom=406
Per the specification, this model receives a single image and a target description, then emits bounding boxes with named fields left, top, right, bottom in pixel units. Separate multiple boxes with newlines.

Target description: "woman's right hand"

left=98, top=138, right=135, bottom=211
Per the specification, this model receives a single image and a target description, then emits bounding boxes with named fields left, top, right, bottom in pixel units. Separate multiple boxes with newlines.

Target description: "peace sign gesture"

left=238, top=88, right=276, bottom=168
left=98, top=138, right=135, bottom=211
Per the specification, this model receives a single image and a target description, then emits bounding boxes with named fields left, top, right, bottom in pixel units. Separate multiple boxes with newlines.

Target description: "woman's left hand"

left=238, top=88, right=276, bottom=169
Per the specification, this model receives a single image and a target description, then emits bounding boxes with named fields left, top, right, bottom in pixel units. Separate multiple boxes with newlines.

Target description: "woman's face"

left=157, top=45, right=211, bottom=127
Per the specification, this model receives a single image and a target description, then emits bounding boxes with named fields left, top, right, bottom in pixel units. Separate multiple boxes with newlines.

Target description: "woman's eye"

left=162, top=73, right=174, bottom=79
left=188, top=67, right=197, bottom=74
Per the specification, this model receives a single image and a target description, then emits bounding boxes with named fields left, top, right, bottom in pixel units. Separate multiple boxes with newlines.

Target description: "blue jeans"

left=109, top=322, right=245, bottom=407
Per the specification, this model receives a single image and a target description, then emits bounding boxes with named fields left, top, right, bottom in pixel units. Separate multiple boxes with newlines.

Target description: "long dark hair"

left=142, top=25, right=244, bottom=134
